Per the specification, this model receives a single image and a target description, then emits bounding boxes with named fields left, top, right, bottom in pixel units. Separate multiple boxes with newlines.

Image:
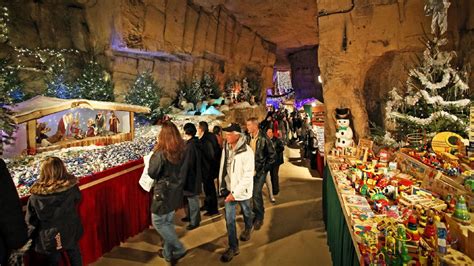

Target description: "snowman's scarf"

left=337, top=126, right=349, bottom=131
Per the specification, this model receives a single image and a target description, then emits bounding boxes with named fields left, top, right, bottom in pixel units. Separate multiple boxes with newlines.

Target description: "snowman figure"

left=334, top=107, right=354, bottom=148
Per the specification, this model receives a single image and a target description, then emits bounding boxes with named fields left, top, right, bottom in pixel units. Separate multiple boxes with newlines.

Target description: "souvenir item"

left=334, top=108, right=354, bottom=148
left=453, top=195, right=471, bottom=224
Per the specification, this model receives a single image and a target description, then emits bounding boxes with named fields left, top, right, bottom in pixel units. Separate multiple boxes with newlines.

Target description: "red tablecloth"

left=22, top=159, right=151, bottom=265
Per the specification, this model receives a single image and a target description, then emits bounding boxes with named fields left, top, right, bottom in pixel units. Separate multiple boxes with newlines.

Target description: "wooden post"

left=129, top=112, right=135, bottom=140
left=26, top=120, right=37, bottom=153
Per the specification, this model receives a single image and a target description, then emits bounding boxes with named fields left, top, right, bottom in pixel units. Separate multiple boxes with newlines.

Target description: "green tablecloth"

left=323, top=165, right=360, bottom=266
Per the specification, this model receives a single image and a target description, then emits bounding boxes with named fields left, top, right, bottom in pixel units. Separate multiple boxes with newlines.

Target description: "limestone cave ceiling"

left=192, top=0, right=319, bottom=68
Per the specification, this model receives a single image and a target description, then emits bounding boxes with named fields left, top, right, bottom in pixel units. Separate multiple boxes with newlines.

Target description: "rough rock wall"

left=317, top=0, right=474, bottom=149
left=99, top=0, right=277, bottom=102
left=1, top=0, right=277, bottom=103
left=288, top=47, right=323, bottom=102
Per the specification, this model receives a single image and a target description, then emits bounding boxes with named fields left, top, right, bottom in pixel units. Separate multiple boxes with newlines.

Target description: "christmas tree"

left=238, top=77, right=250, bottom=102
left=0, top=58, right=16, bottom=155
left=385, top=0, right=470, bottom=140
left=76, top=59, right=114, bottom=101
left=0, top=58, right=28, bottom=103
left=179, top=75, right=204, bottom=107
left=125, top=71, right=163, bottom=122
left=245, top=66, right=263, bottom=103
left=44, top=63, right=75, bottom=99
left=0, top=103, right=15, bottom=155
left=201, top=72, right=221, bottom=99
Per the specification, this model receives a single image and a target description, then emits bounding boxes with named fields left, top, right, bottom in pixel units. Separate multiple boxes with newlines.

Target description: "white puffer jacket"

left=218, top=136, right=255, bottom=201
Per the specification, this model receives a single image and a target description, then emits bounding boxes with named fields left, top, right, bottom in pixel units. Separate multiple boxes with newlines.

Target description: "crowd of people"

left=0, top=109, right=315, bottom=265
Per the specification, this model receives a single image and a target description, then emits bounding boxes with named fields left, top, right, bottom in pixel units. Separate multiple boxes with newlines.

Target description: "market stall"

left=324, top=143, right=474, bottom=266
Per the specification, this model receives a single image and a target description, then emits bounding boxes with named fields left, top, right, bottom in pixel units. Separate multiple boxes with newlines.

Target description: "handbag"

left=153, top=178, right=169, bottom=202
left=8, top=239, right=32, bottom=266
left=139, top=152, right=154, bottom=192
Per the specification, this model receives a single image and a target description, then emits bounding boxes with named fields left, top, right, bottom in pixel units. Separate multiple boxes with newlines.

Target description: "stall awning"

left=10, top=96, right=150, bottom=124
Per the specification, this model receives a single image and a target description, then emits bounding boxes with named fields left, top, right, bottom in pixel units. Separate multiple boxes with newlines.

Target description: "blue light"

left=9, top=87, right=25, bottom=102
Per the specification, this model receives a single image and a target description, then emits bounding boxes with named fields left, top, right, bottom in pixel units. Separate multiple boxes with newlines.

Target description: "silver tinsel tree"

left=384, top=0, right=470, bottom=140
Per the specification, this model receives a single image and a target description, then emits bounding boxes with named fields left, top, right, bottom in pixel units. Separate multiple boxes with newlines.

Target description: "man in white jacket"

left=218, top=123, right=255, bottom=263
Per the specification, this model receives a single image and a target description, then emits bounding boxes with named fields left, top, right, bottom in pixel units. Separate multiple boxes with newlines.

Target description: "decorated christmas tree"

left=201, top=72, right=221, bottom=99
left=0, top=58, right=16, bottom=155
left=0, top=57, right=27, bottom=103
left=44, top=63, right=75, bottom=99
left=238, top=77, right=250, bottom=102
left=0, top=101, right=15, bottom=155
left=385, top=0, right=470, bottom=140
left=179, top=75, right=204, bottom=107
left=76, top=59, right=114, bottom=101
left=125, top=71, right=163, bottom=122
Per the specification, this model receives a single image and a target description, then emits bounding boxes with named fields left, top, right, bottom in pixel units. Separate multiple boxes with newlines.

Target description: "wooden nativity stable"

left=5, top=96, right=150, bottom=157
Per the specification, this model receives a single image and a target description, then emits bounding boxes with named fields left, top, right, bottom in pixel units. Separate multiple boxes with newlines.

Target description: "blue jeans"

left=224, top=199, right=253, bottom=250
left=47, top=243, right=82, bottom=266
left=253, top=172, right=267, bottom=221
left=152, top=212, right=186, bottom=260
left=187, top=195, right=201, bottom=226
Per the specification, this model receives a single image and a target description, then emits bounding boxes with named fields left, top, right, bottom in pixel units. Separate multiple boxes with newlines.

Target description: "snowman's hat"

left=335, top=107, right=351, bottom=119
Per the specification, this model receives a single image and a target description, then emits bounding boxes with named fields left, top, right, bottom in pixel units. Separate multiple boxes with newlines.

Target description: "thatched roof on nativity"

left=11, top=96, right=150, bottom=124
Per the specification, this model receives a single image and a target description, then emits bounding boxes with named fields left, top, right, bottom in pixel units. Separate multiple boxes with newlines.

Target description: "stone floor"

left=93, top=146, right=332, bottom=266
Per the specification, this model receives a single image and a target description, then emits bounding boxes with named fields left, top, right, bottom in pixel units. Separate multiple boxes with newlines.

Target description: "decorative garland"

left=410, top=68, right=451, bottom=90
left=418, top=89, right=470, bottom=107
left=13, top=47, right=79, bottom=71
left=389, top=110, right=465, bottom=126
left=0, top=6, right=9, bottom=43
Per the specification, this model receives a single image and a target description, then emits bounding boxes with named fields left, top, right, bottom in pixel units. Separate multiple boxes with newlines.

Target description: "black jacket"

left=246, top=131, right=276, bottom=176
left=0, top=159, right=28, bottom=264
left=271, top=137, right=285, bottom=165
left=148, top=151, right=184, bottom=215
left=181, top=137, right=203, bottom=195
left=200, top=131, right=221, bottom=179
left=26, top=176, right=83, bottom=255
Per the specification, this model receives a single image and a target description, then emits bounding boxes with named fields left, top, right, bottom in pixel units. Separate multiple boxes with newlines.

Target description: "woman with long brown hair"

left=148, top=121, right=187, bottom=263
left=26, top=157, right=83, bottom=266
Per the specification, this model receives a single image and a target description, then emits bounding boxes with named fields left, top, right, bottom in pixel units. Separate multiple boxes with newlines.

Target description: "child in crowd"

left=26, top=157, right=83, bottom=266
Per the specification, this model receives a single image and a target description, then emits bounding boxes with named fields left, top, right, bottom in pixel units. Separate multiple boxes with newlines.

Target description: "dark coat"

left=0, top=159, right=28, bottom=264
left=26, top=176, right=83, bottom=255
left=181, top=137, right=202, bottom=195
left=246, top=131, right=276, bottom=176
left=148, top=151, right=184, bottom=215
left=271, top=137, right=285, bottom=165
left=200, top=131, right=220, bottom=179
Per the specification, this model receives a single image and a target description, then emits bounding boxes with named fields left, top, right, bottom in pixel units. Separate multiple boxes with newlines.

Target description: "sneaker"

left=157, top=249, right=170, bottom=262
left=220, top=248, right=240, bottom=262
left=253, top=220, right=263, bottom=230
left=170, top=250, right=187, bottom=265
left=204, top=210, right=219, bottom=216
left=239, top=228, right=252, bottom=241
left=186, top=224, right=199, bottom=230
